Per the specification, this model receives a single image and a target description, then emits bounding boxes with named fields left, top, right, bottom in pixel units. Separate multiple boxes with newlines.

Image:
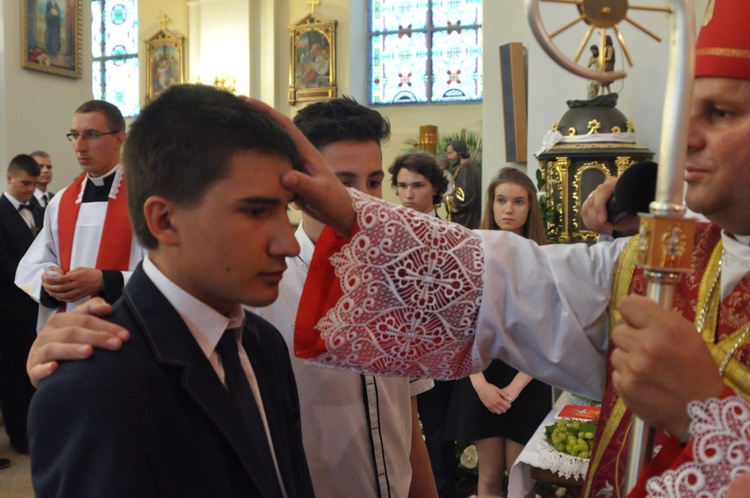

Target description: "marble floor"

left=0, top=429, right=33, bottom=498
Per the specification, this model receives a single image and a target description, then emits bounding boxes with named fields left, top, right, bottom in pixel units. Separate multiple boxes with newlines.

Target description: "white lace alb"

left=644, top=394, right=750, bottom=497
left=309, top=190, right=484, bottom=380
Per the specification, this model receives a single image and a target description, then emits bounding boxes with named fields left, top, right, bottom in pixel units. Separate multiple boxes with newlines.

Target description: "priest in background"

left=15, top=101, right=143, bottom=330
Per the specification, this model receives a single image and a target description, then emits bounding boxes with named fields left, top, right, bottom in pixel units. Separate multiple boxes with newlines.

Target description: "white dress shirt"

left=4, top=191, right=35, bottom=229
left=255, top=223, right=432, bottom=498
left=142, top=256, right=288, bottom=497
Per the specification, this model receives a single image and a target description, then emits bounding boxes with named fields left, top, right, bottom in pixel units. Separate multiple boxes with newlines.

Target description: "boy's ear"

left=143, top=196, right=179, bottom=246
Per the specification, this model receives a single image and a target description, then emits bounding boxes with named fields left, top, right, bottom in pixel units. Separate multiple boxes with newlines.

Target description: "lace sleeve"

left=296, top=189, right=484, bottom=380
left=644, top=392, right=750, bottom=497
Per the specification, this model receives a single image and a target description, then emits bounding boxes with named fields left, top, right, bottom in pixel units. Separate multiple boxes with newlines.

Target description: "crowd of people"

left=2, top=1, right=750, bottom=497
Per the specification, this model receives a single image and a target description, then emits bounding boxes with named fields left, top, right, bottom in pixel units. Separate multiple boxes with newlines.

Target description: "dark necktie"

left=18, top=204, right=32, bottom=211
left=215, top=329, right=281, bottom=497
left=40, top=194, right=48, bottom=208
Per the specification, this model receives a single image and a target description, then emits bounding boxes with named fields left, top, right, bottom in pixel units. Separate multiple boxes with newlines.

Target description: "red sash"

left=57, top=172, right=133, bottom=275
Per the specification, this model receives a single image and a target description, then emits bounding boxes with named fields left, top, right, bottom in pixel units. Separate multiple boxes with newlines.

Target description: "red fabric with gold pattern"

left=584, top=224, right=750, bottom=497
left=696, top=0, right=750, bottom=80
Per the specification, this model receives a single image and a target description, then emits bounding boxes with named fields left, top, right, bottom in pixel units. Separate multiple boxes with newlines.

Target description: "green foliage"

left=402, top=129, right=483, bottom=171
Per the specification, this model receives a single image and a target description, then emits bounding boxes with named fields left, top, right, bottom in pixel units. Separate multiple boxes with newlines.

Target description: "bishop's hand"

left=241, top=97, right=356, bottom=238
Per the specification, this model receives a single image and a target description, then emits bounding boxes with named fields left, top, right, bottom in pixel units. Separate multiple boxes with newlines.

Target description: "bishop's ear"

left=142, top=196, right=179, bottom=246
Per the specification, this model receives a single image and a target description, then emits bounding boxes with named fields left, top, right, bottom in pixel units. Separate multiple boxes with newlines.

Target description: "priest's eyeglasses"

left=66, top=131, right=119, bottom=142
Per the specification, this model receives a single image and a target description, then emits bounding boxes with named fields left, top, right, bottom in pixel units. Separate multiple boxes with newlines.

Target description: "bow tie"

left=18, top=204, right=33, bottom=211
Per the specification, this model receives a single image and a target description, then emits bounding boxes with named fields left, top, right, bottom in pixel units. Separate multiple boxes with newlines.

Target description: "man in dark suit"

left=28, top=85, right=314, bottom=497
left=29, top=151, right=54, bottom=210
left=0, top=154, right=42, bottom=455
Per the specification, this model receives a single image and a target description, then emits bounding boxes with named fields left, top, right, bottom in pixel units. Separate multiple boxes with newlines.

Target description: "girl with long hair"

left=446, top=167, right=551, bottom=498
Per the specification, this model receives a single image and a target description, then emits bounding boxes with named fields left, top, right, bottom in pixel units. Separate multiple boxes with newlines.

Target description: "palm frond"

left=402, top=129, right=483, bottom=171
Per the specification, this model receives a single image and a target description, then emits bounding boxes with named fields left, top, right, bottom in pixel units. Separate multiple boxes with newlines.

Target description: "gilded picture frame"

left=22, top=0, right=82, bottom=78
left=288, top=13, right=337, bottom=105
left=145, top=29, right=185, bottom=105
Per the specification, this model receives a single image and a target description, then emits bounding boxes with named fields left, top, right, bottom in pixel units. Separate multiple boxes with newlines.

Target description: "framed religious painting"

left=288, top=12, right=337, bottom=105
left=144, top=28, right=186, bottom=105
left=22, top=0, right=82, bottom=78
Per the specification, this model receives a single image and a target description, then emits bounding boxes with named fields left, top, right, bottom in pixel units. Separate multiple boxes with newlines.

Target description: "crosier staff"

left=525, top=0, right=697, bottom=493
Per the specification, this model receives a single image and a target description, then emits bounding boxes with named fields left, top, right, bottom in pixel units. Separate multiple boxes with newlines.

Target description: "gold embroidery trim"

left=586, top=238, right=750, bottom=498
left=696, top=47, right=750, bottom=60
left=583, top=236, right=640, bottom=498
left=692, top=242, right=750, bottom=398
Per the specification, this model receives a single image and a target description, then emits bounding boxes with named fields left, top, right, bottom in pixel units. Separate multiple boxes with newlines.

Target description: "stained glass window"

left=369, top=0, right=482, bottom=105
left=92, top=0, right=140, bottom=117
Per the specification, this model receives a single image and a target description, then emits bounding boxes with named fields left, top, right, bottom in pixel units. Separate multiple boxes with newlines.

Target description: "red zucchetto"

left=696, top=0, right=750, bottom=80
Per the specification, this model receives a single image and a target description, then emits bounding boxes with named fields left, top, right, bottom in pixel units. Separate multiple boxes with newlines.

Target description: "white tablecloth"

left=508, top=392, right=593, bottom=498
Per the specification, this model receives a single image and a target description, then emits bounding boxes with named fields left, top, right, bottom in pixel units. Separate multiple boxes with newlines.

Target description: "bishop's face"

left=686, top=77, right=750, bottom=235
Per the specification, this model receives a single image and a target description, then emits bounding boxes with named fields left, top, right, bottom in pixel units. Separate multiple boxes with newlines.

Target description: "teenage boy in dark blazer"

left=28, top=85, right=314, bottom=498
left=0, top=154, right=42, bottom=455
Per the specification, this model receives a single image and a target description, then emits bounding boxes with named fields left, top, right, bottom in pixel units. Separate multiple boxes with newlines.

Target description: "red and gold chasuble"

left=583, top=224, right=750, bottom=498
left=57, top=172, right=133, bottom=282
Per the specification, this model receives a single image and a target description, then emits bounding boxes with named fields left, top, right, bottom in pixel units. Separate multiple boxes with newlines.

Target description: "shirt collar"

left=3, top=191, right=26, bottom=209
left=88, top=165, right=118, bottom=187
left=731, top=233, right=750, bottom=246
left=142, top=256, right=245, bottom=361
left=295, top=220, right=316, bottom=265
left=720, top=231, right=750, bottom=300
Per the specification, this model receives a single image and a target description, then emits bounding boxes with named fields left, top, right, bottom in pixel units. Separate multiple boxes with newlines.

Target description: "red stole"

left=295, top=224, right=359, bottom=358
left=583, top=224, right=750, bottom=497
left=57, top=172, right=133, bottom=275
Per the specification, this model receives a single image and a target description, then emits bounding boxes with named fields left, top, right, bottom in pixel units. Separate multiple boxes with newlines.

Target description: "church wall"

left=285, top=0, right=482, bottom=210
left=0, top=0, right=709, bottom=205
left=0, top=0, right=94, bottom=192
left=481, top=0, right=529, bottom=193
left=140, top=0, right=188, bottom=104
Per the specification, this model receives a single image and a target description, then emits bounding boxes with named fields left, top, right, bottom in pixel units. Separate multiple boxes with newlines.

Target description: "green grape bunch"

left=544, top=419, right=597, bottom=459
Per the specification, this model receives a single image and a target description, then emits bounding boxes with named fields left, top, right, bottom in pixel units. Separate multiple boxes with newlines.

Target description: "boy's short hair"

left=7, top=154, right=41, bottom=177
left=292, top=96, right=390, bottom=149
left=74, top=100, right=126, bottom=133
left=123, top=84, right=301, bottom=249
left=388, top=151, right=449, bottom=204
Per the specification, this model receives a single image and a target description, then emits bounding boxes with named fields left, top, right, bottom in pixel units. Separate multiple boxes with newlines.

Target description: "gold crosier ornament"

left=526, top=0, right=697, bottom=493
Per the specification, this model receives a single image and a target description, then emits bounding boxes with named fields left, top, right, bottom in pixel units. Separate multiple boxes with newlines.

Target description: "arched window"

left=92, top=0, right=140, bottom=117
left=369, top=0, right=483, bottom=105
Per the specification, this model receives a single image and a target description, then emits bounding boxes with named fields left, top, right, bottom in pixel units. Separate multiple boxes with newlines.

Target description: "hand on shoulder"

left=27, top=298, right=128, bottom=387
